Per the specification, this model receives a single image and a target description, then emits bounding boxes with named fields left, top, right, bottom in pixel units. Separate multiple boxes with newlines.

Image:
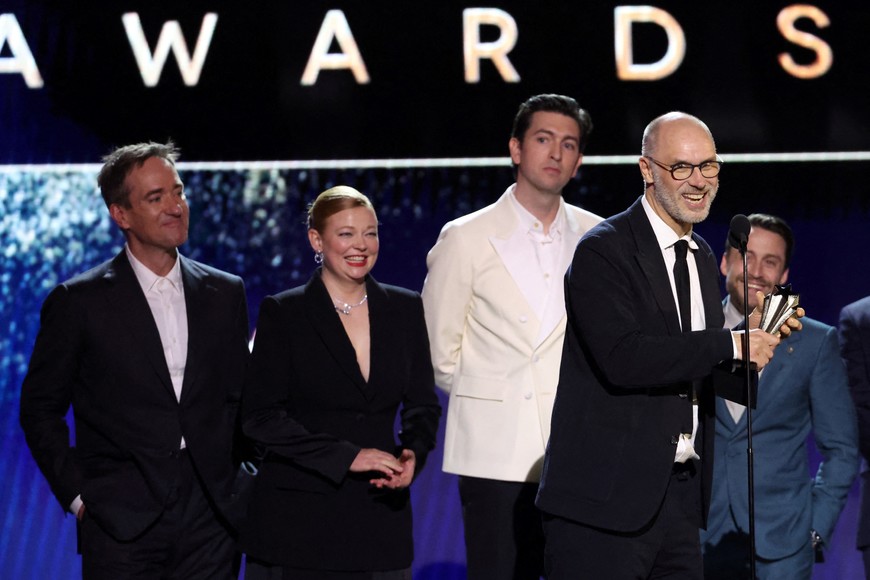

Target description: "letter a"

left=0, top=14, right=44, bottom=88
left=301, top=10, right=370, bottom=85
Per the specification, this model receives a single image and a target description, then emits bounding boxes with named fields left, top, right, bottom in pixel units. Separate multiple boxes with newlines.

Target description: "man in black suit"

left=536, top=112, right=788, bottom=578
left=20, top=142, right=250, bottom=579
left=840, top=296, right=870, bottom=579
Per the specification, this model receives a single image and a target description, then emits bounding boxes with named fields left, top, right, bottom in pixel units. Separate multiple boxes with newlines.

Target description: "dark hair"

left=97, top=141, right=180, bottom=208
left=723, top=213, right=795, bottom=267
left=307, top=185, right=376, bottom=233
left=511, top=94, right=593, bottom=153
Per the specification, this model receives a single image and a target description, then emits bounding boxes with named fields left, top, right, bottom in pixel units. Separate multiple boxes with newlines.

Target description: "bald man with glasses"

left=537, top=112, right=799, bottom=579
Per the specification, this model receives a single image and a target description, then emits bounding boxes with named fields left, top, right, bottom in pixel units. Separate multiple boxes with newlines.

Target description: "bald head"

left=638, top=112, right=720, bottom=236
left=641, top=112, right=716, bottom=158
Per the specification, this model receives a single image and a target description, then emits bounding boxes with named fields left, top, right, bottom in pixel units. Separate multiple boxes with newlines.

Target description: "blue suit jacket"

left=703, top=312, right=859, bottom=559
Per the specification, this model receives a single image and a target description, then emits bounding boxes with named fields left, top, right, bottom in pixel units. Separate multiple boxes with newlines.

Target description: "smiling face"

left=308, top=205, right=379, bottom=285
left=109, top=156, right=189, bottom=264
left=509, top=111, right=584, bottom=198
left=640, top=115, right=719, bottom=236
left=721, top=226, right=790, bottom=312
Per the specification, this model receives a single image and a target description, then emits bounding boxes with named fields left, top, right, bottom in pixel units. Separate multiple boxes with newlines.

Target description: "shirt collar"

left=640, top=194, right=699, bottom=251
left=723, top=295, right=744, bottom=328
left=508, top=185, right=566, bottom=238
left=125, top=245, right=184, bottom=294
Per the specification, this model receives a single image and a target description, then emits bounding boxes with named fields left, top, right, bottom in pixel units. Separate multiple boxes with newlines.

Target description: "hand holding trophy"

left=758, top=284, right=804, bottom=337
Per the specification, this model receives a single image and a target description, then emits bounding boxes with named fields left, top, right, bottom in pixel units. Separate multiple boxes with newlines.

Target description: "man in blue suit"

left=702, top=213, right=859, bottom=579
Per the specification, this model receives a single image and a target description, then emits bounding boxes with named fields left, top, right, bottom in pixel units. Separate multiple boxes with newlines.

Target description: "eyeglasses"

left=645, top=156, right=722, bottom=180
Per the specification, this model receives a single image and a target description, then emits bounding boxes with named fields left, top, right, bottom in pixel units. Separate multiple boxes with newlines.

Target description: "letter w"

left=122, top=12, right=218, bottom=87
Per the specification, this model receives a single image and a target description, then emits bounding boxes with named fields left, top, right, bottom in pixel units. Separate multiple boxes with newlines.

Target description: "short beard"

left=652, top=173, right=718, bottom=226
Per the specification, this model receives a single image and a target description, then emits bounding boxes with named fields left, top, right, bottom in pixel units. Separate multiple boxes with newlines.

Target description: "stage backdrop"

left=2, top=1, right=869, bottom=578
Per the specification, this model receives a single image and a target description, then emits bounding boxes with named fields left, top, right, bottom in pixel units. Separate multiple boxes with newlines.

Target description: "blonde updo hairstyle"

left=307, top=185, right=376, bottom=233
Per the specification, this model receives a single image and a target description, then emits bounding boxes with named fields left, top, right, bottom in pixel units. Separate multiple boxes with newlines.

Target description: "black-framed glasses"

left=645, top=156, right=722, bottom=180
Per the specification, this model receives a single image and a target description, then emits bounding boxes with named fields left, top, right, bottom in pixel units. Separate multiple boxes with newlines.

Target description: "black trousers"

left=244, top=557, right=411, bottom=580
left=543, top=460, right=703, bottom=580
left=80, top=449, right=236, bottom=580
left=458, top=476, right=545, bottom=580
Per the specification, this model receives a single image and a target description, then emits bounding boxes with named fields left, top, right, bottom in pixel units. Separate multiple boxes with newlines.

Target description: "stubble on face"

left=651, top=169, right=718, bottom=227
left=722, top=228, right=789, bottom=312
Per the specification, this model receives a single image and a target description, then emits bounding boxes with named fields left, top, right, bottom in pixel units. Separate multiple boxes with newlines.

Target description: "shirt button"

left=532, top=355, right=540, bottom=363
left=524, top=392, right=533, bottom=400
left=544, top=273, right=550, bottom=279
left=519, top=315, right=528, bottom=323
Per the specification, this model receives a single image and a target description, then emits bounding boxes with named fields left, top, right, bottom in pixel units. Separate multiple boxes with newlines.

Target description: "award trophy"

left=759, top=284, right=800, bottom=337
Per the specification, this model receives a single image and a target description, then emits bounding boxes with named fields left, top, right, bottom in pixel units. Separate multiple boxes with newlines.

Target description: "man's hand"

left=740, top=328, right=780, bottom=370
left=749, top=290, right=805, bottom=338
left=778, top=306, right=804, bottom=338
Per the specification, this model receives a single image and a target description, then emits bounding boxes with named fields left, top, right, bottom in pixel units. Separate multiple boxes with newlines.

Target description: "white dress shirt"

left=641, top=196, right=703, bottom=462
left=507, top=190, right=569, bottom=324
left=127, top=246, right=189, bottom=408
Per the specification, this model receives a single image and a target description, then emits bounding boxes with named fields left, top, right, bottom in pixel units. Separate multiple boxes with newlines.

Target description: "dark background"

left=4, top=1, right=870, bottom=162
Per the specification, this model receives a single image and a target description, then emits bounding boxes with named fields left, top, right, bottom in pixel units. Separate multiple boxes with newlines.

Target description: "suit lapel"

left=303, top=270, right=370, bottom=399
left=716, top=396, right=737, bottom=428
left=103, top=252, right=175, bottom=399
left=365, top=276, right=389, bottom=397
left=627, top=201, right=682, bottom=336
left=179, top=257, right=207, bottom=403
left=487, top=193, right=543, bottom=331
left=534, top=209, right=584, bottom=347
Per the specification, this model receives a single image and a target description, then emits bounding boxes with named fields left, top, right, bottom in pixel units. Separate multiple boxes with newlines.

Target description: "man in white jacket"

left=422, top=94, right=602, bottom=579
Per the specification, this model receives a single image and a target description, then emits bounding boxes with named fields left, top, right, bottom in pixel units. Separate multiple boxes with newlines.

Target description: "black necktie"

left=673, top=240, right=691, bottom=332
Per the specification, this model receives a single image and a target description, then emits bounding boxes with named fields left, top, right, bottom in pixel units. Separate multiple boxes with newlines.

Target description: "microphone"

left=729, top=214, right=751, bottom=253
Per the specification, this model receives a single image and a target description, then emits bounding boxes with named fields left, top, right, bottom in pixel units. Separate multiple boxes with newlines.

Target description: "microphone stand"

left=739, top=245, right=757, bottom=580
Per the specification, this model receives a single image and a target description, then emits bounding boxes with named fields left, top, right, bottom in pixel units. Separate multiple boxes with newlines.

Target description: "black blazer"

left=240, top=271, right=440, bottom=571
left=537, top=197, right=740, bottom=533
left=19, top=251, right=250, bottom=541
left=839, top=296, right=870, bottom=548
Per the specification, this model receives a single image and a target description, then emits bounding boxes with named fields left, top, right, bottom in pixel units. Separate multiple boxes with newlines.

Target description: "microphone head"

left=728, top=214, right=751, bottom=251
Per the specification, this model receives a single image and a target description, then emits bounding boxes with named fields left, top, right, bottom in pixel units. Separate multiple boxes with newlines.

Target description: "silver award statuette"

left=760, top=284, right=800, bottom=336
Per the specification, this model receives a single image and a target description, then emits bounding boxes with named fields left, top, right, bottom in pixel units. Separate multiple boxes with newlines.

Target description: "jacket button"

left=678, top=392, right=688, bottom=399
left=670, top=436, right=679, bottom=445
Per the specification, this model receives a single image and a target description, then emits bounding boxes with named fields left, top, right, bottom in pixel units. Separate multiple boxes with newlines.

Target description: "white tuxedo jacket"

left=422, top=186, right=602, bottom=482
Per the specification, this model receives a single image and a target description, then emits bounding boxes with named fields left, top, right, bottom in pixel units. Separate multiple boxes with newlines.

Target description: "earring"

left=314, top=251, right=323, bottom=264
